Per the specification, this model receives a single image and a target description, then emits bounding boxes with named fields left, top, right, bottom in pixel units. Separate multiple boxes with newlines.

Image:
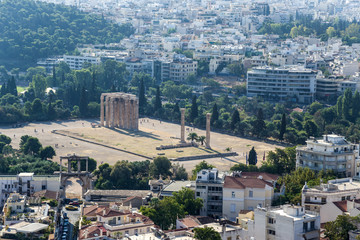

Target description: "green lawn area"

left=0, top=85, right=28, bottom=93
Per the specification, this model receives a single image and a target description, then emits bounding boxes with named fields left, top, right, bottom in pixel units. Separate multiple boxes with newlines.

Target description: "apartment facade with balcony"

left=250, top=205, right=320, bottom=240
left=301, top=178, right=360, bottom=221
left=296, top=134, right=358, bottom=177
left=195, top=168, right=224, bottom=218
left=247, top=66, right=317, bottom=103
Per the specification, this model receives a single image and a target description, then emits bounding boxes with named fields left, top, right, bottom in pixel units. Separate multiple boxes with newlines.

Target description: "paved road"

left=62, top=206, right=81, bottom=240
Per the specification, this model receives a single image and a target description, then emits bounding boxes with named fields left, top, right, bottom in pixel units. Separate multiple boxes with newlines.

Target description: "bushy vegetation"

left=0, top=0, right=134, bottom=68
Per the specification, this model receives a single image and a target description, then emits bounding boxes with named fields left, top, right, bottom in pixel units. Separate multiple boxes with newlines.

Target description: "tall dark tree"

left=248, top=147, right=257, bottom=165
left=190, top=95, right=198, bottom=122
left=52, top=66, right=57, bottom=87
left=210, top=103, right=219, bottom=126
left=252, top=108, right=266, bottom=137
left=352, top=91, right=360, bottom=122
left=79, top=87, right=88, bottom=117
left=342, top=88, right=352, bottom=121
left=47, top=103, right=56, bottom=120
left=139, top=78, right=146, bottom=114
left=7, top=76, right=17, bottom=96
left=154, top=86, right=162, bottom=112
left=279, top=113, right=287, bottom=141
left=90, top=70, right=97, bottom=101
left=173, top=102, right=180, bottom=121
left=230, top=109, right=240, bottom=131
left=336, top=95, right=343, bottom=118
left=0, top=83, right=6, bottom=96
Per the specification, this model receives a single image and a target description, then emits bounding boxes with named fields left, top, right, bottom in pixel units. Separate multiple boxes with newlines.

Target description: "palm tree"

left=196, top=136, right=206, bottom=145
left=187, top=132, right=198, bottom=142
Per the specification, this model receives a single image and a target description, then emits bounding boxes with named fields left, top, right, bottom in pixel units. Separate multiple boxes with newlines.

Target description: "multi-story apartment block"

left=302, top=178, right=360, bottom=219
left=169, top=55, right=198, bottom=82
left=250, top=205, right=320, bottom=240
left=296, top=135, right=358, bottom=177
left=247, top=66, right=317, bottom=103
left=63, top=55, right=100, bottom=70
left=195, top=168, right=224, bottom=218
left=0, top=173, right=60, bottom=207
left=222, top=173, right=274, bottom=222
left=79, top=207, right=155, bottom=239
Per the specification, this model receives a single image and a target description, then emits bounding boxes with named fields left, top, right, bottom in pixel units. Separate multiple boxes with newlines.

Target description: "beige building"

left=296, top=135, right=359, bottom=177
left=222, top=175, right=274, bottom=222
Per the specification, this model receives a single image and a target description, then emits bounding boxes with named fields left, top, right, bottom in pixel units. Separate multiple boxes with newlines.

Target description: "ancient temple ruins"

left=100, top=93, right=139, bottom=130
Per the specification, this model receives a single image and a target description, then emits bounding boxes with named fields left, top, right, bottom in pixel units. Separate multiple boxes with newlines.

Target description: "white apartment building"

left=169, top=57, right=198, bottom=82
left=249, top=205, right=320, bottom=240
left=195, top=168, right=224, bottom=218
left=247, top=66, right=317, bottom=103
left=302, top=178, right=360, bottom=220
left=0, top=173, right=60, bottom=207
left=63, top=55, right=100, bottom=70
left=296, top=135, right=359, bottom=177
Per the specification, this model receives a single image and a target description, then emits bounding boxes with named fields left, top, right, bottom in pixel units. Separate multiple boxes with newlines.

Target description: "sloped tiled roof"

left=224, top=176, right=273, bottom=189
left=333, top=200, right=347, bottom=212
left=240, top=172, right=279, bottom=181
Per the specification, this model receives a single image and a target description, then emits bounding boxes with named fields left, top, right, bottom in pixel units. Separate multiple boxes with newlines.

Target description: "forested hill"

left=0, top=0, right=135, bottom=68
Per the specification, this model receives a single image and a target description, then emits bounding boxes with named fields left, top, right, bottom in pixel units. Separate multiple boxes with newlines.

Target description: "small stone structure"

left=100, top=92, right=139, bottom=130
left=180, top=108, right=186, bottom=143
left=59, top=154, right=93, bottom=197
left=206, top=113, right=211, bottom=149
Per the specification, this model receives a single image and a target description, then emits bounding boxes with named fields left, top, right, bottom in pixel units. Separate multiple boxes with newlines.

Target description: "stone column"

left=105, top=97, right=110, bottom=127
left=100, top=95, right=104, bottom=126
left=68, top=159, right=71, bottom=173
left=206, top=113, right=211, bottom=149
left=121, top=98, right=126, bottom=128
left=60, top=157, right=63, bottom=174
left=77, top=159, right=81, bottom=173
left=125, top=98, right=130, bottom=129
left=110, top=98, right=115, bottom=128
left=134, top=99, right=139, bottom=130
left=180, top=108, right=186, bottom=143
left=114, top=98, right=119, bottom=128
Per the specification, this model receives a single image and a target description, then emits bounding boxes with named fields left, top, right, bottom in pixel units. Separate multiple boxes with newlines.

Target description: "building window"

left=230, top=204, right=236, bottom=213
left=196, top=192, right=200, bottom=196
left=347, top=196, right=351, bottom=200
left=342, top=196, right=346, bottom=201
left=321, top=198, right=326, bottom=204
left=310, top=221, right=315, bottom=230
left=268, top=217, right=275, bottom=224
left=268, top=230, right=275, bottom=235
left=232, top=192, right=235, bottom=198
left=17, top=206, right=21, bottom=210
left=42, top=185, right=46, bottom=190
left=249, top=190, right=253, bottom=198
left=303, top=222, right=308, bottom=232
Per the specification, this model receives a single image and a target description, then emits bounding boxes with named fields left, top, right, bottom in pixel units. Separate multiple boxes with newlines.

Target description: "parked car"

left=65, top=205, right=78, bottom=211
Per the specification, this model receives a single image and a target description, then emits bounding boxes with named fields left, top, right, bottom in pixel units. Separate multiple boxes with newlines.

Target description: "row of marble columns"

left=100, top=93, right=139, bottom=130
left=180, top=108, right=211, bottom=149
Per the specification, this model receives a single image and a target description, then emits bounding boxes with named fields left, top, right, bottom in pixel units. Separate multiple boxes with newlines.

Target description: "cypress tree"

left=353, top=91, right=360, bottom=122
left=139, top=78, right=146, bottom=114
left=230, top=109, right=240, bottom=131
left=0, top=83, right=6, bottom=97
left=190, top=95, right=198, bottom=122
left=154, top=86, right=162, bottom=111
left=79, top=87, right=88, bottom=117
left=343, top=88, right=353, bottom=121
left=173, top=102, right=180, bottom=121
left=336, top=95, right=343, bottom=118
left=248, top=147, right=257, bottom=165
left=47, top=103, right=56, bottom=120
left=252, top=108, right=266, bottom=137
left=52, top=66, right=57, bottom=87
left=91, top=71, right=96, bottom=101
left=7, top=76, right=17, bottom=96
left=211, top=103, right=219, bottom=126
left=279, top=113, right=287, bottom=141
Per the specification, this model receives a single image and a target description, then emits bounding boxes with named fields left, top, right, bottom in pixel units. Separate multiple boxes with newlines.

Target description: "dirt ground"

left=0, top=118, right=283, bottom=172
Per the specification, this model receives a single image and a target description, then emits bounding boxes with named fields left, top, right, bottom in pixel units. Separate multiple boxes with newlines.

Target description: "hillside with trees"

left=0, top=0, right=134, bottom=68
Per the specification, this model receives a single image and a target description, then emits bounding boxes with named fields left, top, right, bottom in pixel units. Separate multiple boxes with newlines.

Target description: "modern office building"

left=296, top=134, right=358, bottom=177
left=195, top=168, right=224, bottom=218
left=247, top=66, right=317, bottom=103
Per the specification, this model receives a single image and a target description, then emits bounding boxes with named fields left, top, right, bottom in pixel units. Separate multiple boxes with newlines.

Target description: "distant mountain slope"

left=0, top=0, right=134, bottom=68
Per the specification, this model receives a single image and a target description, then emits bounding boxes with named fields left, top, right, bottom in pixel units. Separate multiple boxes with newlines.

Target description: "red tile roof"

left=224, top=176, right=273, bottom=189
left=79, top=223, right=106, bottom=240
left=333, top=200, right=347, bottom=212
left=240, top=172, right=279, bottom=181
left=179, top=216, right=201, bottom=228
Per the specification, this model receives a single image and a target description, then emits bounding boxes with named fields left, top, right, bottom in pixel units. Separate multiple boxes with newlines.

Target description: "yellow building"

left=222, top=175, right=274, bottom=222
